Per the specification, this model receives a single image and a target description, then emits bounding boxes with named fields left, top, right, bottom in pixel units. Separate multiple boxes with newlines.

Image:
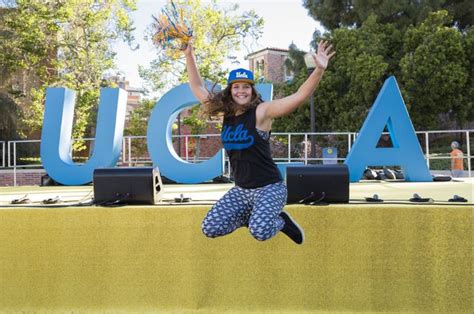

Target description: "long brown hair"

left=202, top=84, right=263, bottom=119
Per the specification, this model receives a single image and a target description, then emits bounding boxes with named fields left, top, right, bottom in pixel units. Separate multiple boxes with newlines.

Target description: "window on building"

left=255, top=59, right=264, bottom=76
left=283, top=57, right=294, bottom=82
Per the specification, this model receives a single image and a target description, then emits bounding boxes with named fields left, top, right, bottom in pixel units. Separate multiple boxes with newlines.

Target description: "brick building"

left=108, top=75, right=146, bottom=119
left=246, top=47, right=293, bottom=83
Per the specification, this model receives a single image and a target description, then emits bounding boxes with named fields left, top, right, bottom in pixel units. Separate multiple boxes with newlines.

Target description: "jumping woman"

left=183, top=41, right=335, bottom=244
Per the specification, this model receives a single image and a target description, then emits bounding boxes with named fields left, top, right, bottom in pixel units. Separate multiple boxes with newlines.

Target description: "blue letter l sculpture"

left=41, top=88, right=127, bottom=185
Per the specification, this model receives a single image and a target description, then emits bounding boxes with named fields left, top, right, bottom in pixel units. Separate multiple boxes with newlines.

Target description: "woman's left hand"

left=313, top=40, right=335, bottom=70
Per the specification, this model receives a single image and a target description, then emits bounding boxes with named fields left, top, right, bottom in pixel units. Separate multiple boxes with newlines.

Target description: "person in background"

left=450, top=141, right=464, bottom=177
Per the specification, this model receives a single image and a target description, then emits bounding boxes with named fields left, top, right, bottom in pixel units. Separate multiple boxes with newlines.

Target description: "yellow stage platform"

left=0, top=203, right=472, bottom=312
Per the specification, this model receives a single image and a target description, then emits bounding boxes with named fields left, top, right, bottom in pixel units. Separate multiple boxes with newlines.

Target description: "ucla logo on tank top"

left=221, top=123, right=254, bottom=150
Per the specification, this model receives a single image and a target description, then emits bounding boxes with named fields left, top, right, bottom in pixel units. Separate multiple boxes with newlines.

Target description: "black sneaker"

left=279, top=211, right=304, bottom=245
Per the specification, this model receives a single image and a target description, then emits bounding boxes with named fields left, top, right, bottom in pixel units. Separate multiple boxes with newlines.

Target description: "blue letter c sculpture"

left=147, top=83, right=224, bottom=183
left=147, top=82, right=274, bottom=184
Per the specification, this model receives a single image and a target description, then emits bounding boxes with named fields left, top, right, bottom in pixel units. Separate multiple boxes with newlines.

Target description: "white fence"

left=2, top=130, right=473, bottom=186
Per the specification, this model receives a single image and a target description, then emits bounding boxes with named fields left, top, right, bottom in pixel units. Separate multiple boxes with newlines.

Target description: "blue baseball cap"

left=227, top=68, right=254, bottom=85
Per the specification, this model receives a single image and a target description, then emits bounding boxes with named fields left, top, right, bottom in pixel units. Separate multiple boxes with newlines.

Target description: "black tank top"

left=222, top=107, right=282, bottom=188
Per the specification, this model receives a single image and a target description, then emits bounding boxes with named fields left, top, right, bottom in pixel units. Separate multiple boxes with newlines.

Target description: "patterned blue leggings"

left=202, top=181, right=287, bottom=241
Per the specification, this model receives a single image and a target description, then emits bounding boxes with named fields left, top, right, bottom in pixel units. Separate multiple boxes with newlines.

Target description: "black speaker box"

left=286, top=164, right=349, bottom=204
left=93, top=167, right=163, bottom=205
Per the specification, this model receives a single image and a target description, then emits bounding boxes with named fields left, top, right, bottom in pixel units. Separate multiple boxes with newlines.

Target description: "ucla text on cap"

left=227, top=68, right=254, bottom=85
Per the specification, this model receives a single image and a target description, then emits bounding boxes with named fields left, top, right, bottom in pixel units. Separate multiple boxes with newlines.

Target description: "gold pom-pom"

left=152, top=0, right=193, bottom=50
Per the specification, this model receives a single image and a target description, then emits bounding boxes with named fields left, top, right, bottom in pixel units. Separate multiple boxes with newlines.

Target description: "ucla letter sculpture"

left=40, top=88, right=127, bottom=185
left=344, top=76, right=432, bottom=182
left=147, top=82, right=273, bottom=183
left=40, top=76, right=430, bottom=185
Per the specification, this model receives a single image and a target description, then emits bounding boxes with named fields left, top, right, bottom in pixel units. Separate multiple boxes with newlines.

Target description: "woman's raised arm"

left=257, top=41, right=335, bottom=122
left=183, top=44, right=211, bottom=103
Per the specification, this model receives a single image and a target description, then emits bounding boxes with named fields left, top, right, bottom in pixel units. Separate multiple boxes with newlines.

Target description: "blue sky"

left=113, top=0, right=323, bottom=91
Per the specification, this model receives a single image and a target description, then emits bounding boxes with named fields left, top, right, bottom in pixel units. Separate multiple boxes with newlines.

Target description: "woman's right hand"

left=181, top=41, right=193, bottom=56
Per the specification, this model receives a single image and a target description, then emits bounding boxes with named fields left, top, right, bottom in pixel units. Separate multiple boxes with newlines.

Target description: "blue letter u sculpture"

left=40, top=88, right=127, bottom=185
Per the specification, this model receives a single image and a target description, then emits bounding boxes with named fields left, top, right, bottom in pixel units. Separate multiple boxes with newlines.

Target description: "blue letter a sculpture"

left=344, top=76, right=432, bottom=182
left=41, top=88, right=127, bottom=185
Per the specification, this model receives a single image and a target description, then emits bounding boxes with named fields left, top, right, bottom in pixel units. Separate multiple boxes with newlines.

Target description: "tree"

left=303, top=0, right=473, bottom=31
left=273, top=15, right=400, bottom=132
left=0, top=93, right=19, bottom=140
left=125, top=98, right=157, bottom=158
left=275, top=9, right=472, bottom=132
left=182, top=105, right=209, bottom=160
left=139, top=0, right=264, bottom=93
left=0, top=0, right=137, bottom=149
left=464, top=27, right=474, bottom=124
left=400, top=10, right=470, bottom=129
left=283, top=43, right=307, bottom=80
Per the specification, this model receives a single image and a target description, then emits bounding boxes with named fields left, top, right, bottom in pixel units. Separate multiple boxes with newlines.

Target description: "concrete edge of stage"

left=0, top=177, right=472, bottom=208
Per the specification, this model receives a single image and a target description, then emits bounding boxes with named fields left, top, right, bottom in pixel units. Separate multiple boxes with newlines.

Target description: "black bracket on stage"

left=365, top=194, right=384, bottom=202
left=298, top=191, right=328, bottom=206
left=448, top=195, right=468, bottom=202
left=174, top=194, right=192, bottom=203
left=11, top=195, right=31, bottom=204
left=409, top=193, right=433, bottom=203
left=42, top=196, right=61, bottom=204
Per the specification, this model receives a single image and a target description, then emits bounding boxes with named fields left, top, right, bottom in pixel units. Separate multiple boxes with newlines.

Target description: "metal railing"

left=421, top=130, right=472, bottom=177
left=0, top=141, right=5, bottom=168
left=3, top=129, right=473, bottom=186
